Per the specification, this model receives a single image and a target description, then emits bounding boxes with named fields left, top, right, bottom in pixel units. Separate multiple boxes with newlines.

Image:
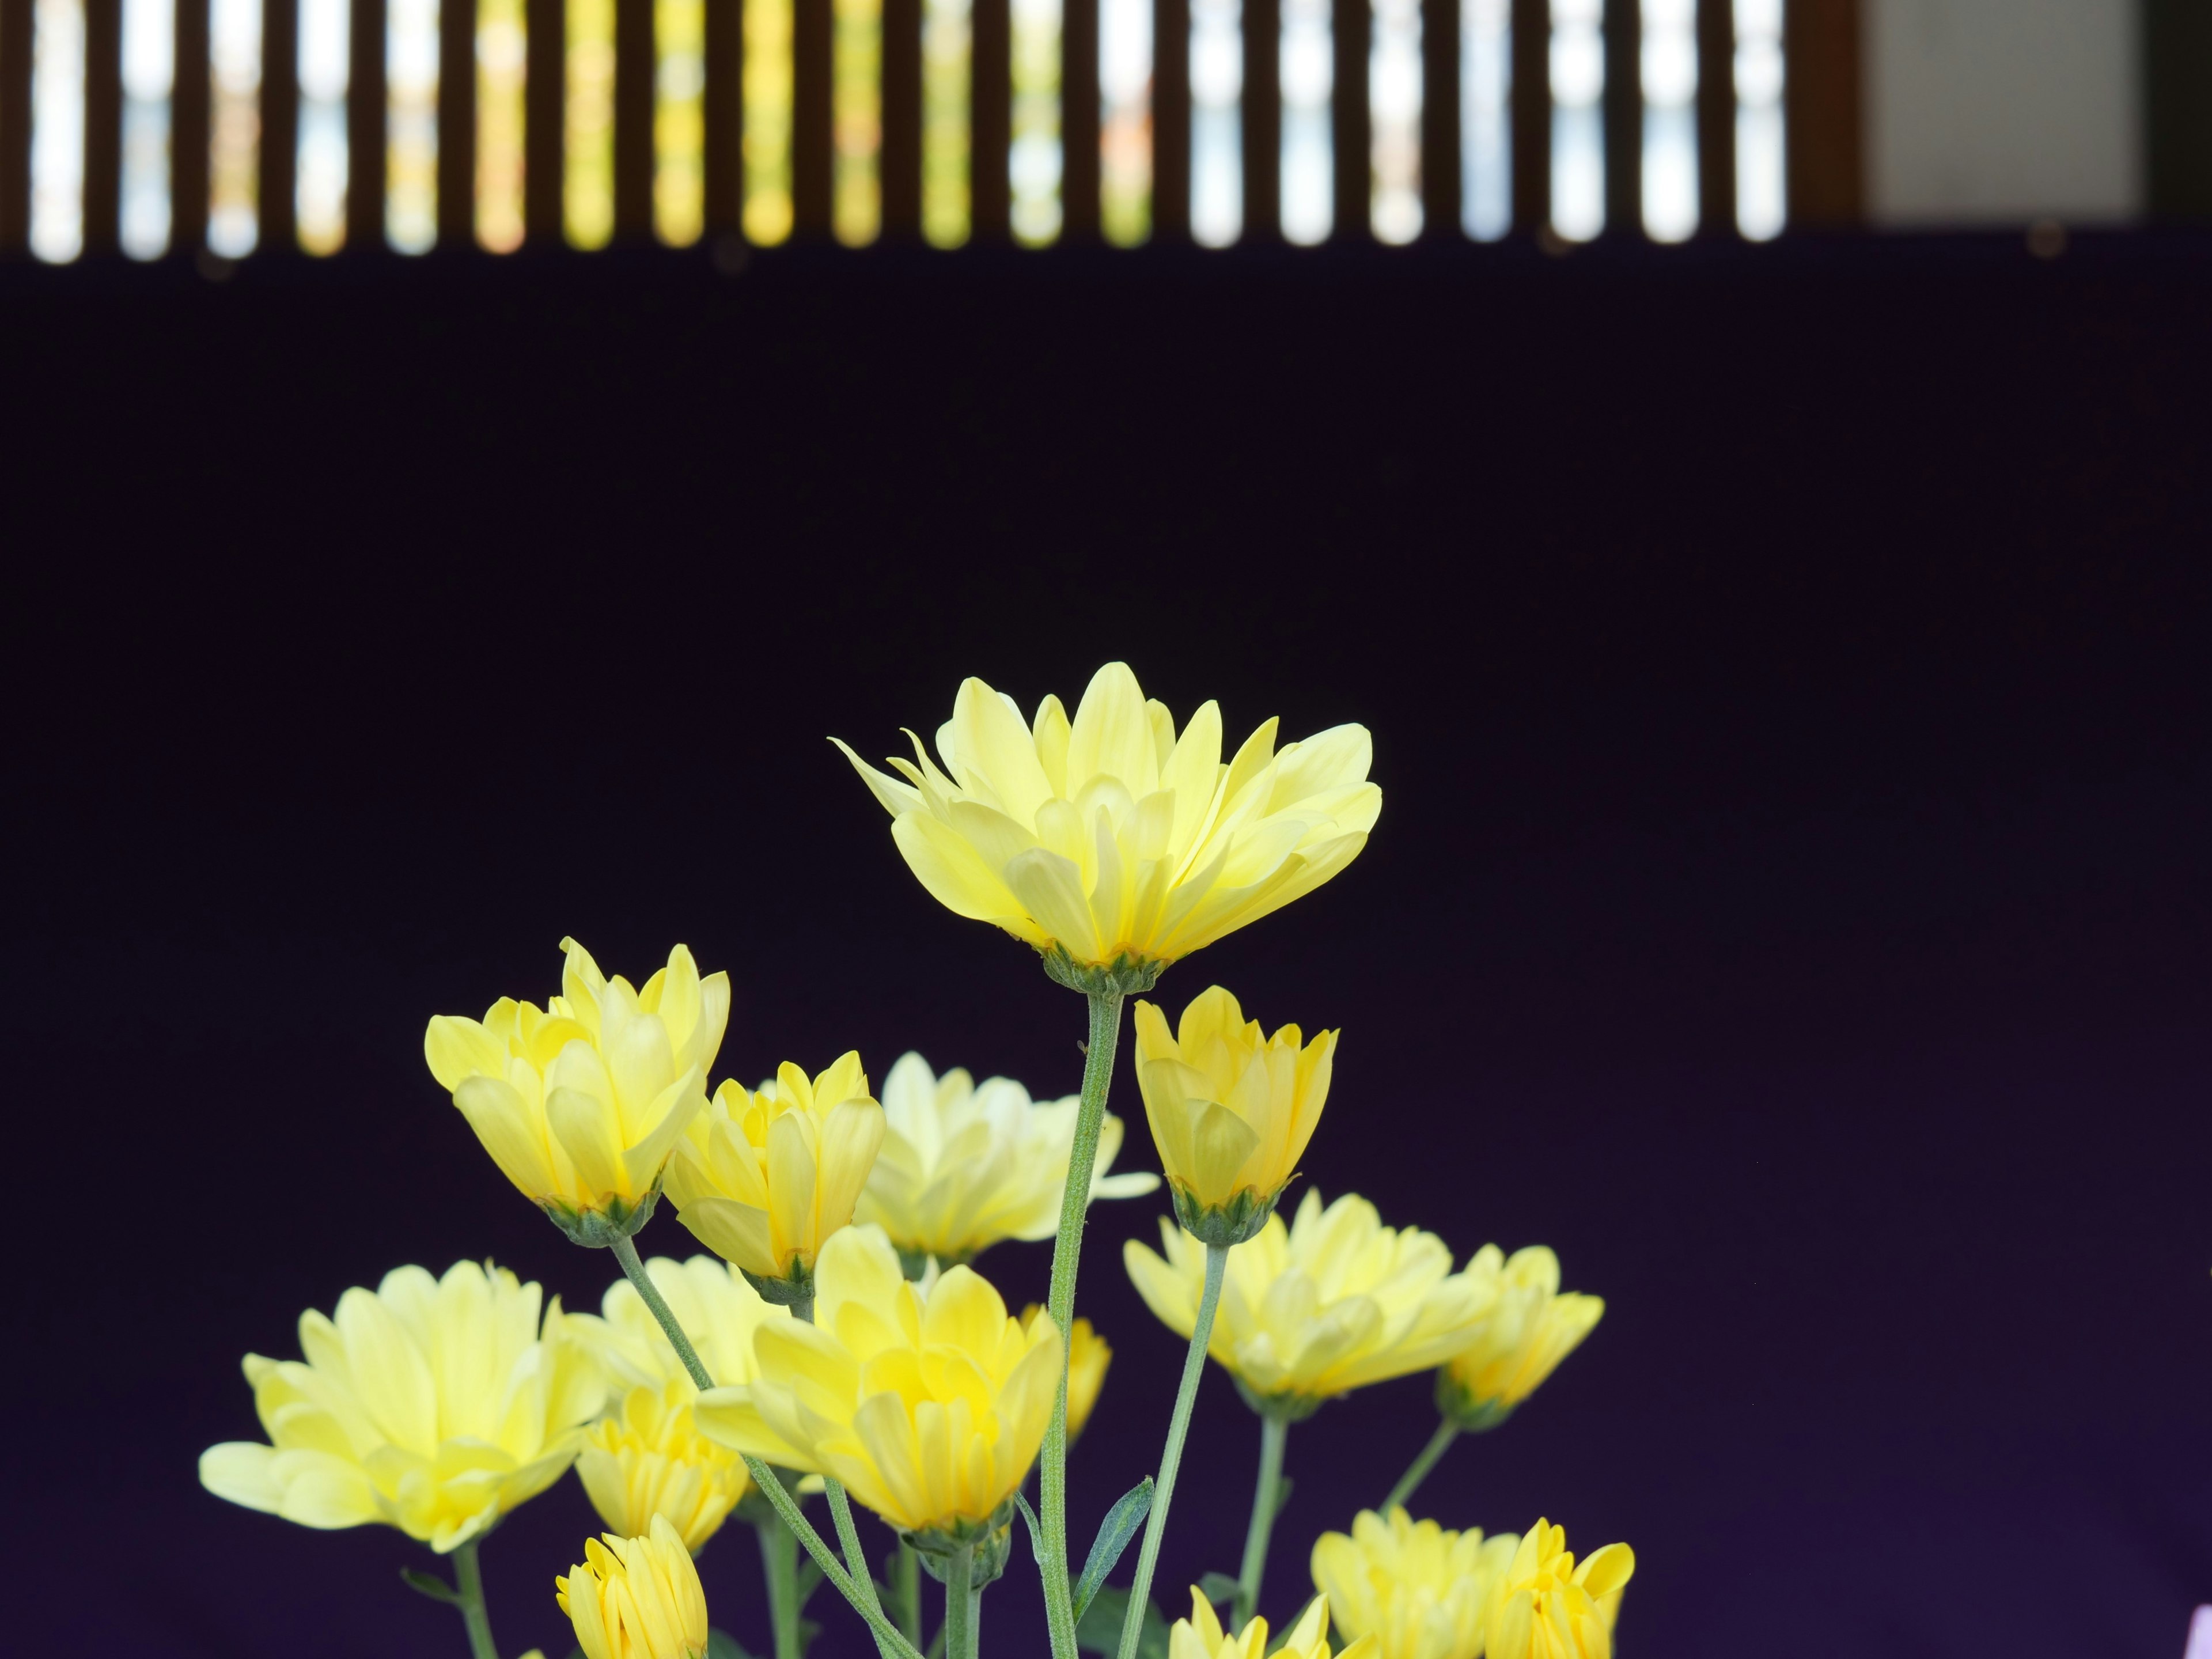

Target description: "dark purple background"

left=9, top=231, right=2212, bottom=1657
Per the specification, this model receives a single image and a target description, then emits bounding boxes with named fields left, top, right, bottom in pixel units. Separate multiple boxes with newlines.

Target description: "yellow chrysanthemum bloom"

left=1437, top=1248, right=1604, bottom=1432
left=558, top=1514, right=711, bottom=1659
left=1168, top=1584, right=1375, bottom=1659
left=425, top=939, right=730, bottom=1245
left=1124, top=1190, right=1498, bottom=1418
left=858, top=1051, right=1159, bottom=1267
left=834, top=662, right=1382, bottom=991
left=1484, top=1521, right=1634, bottom=1659
left=1021, top=1305, right=1111, bottom=1440
left=1132, top=986, right=1336, bottom=1244
left=199, top=1260, right=602, bottom=1552
left=663, top=1053, right=887, bottom=1305
left=578, top=1380, right=749, bottom=1554
left=1311, top=1508, right=1519, bottom=1659
left=570, top=1252, right=794, bottom=1397
left=691, top=1224, right=1062, bottom=1553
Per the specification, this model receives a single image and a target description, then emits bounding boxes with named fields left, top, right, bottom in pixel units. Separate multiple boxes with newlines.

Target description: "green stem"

left=1039, top=988, right=1126, bottom=1659
left=827, top=1479, right=903, bottom=1659
left=942, top=1544, right=978, bottom=1659
left=1231, top=1414, right=1289, bottom=1627
left=609, top=1232, right=924, bottom=1659
left=1382, top=1420, right=1461, bottom=1515
left=452, top=1538, right=499, bottom=1659
left=895, top=1543, right=923, bottom=1647
left=1116, top=1242, right=1228, bottom=1659
left=758, top=1505, right=802, bottom=1659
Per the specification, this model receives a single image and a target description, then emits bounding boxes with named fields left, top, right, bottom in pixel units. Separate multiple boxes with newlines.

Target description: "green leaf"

left=707, top=1629, right=756, bottom=1659
left=397, top=1566, right=461, bottom=1605
left=1077, top=1585, right=1170, bottom=1659
left=1072, top=1479, right=1154, bottom=1625
left=1198, top=1573, right=1241, bottom=1609
left=1274, top=1476, right=1295, bottom=1520
left=797, top=1617, right=823, bottom=1658
left=795, top=1556, right=825, bottom=1607
left=1012, top=1490, right=1046, bottom=1565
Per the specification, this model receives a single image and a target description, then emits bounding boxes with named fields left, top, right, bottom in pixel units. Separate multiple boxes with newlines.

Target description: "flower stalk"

left=1382, top=1420, right=1462, bottom=1514
left=756, top=1501, right=802, bottom=1659
left=941, top=1542, right=980, bottom=1659
left=453, top=1539, right=499, bottom=1659
left=1232, top=1412, right=1291, bottom=1626
left=1115, top=1240, right=1228, bottom=1659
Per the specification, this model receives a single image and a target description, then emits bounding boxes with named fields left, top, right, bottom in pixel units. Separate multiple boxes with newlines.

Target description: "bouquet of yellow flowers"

left=200, top=662, right=1628, bottom=1659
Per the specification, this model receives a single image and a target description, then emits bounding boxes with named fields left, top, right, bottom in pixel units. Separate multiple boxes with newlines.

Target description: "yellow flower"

left=857, top=1051, right=1159, bottom=1266
left=662, top=1054, right=887, bottom=1302
left=691, top=1223, right=1062, bottom=1548
left=1124, top=1191, right=1498, bottom=1416
left=570, top=1253, right=794, bottom=1397
left=425, top=939, right=730, bottom=1245
left=199, top=1260, right=602, bottom=1552
left=1168, top=1584, right=1374, bottom=1659
left=1021, top=1305, right=1111, bottom=1440
left=1484, top=1521, right=1634, bottom=1659
left=557, top=1514, right=711, bottom=1659
left=1437, top=1249, right=1604, bottom=1431
left=578, top=1380, right=749, bottom=1554
left=1310, top=1508, right=1518, bottom=1659
left=1132, top=986, right=1336, bottom=1244
left=833, top=662, right=1382, bottom=988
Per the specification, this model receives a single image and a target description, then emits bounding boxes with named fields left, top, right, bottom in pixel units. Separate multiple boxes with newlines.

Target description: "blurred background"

left=6, top=3, right=2212, bottom=1658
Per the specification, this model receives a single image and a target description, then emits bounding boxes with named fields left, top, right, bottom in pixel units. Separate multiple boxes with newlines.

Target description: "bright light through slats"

left=210, top=0, right=262, bottom=252
left=299, top=0, right=350, bottom=251
left=1640, top=0, right=1692, bottom=239
left=1460, top=0, right=1506, bottom=238
left=1099, top=0, right=1146, bottom=243
left=1734, top=0, right=1781, bottom=238
left=30, top=0, right=85, bottom=262
left=479, top=0, right=526, bottom=249
left=1278, top=0, right=1326, bottom=243
left=567, top=0, right=615, bottom=244
left=1189, top=0, right=1238, bottom=245
left=658, top=0, right=707, bottom=241
left=1549, top=0, right=1600, bottom=239
left=388, top=0, right=439, bottom=249
left=834, top=0, right=881, bottom=241
left=921, top=0, right=968, bottom=243
left=120, top=0, right=173, bottom=257
left=744, top=0, right=793, bottom=241
left=1370, top=0, right=1419, bottom=240
left=1010, top=0, right=1059, bottom=241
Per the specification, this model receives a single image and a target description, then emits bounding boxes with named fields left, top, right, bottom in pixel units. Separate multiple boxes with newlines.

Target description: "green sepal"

left=741, top=1256, right=819, bottom=1312
left=541, top=1176, right=665, bottom=1248
left=1198, top=1573, right=1241, bottom=1609
left=1039, top=945, right=1169, bottom=996
left=1072, top=1478, right=1154, bottom=1624
left=1434, top=1369, right=1516, bottom=1433
left=895, top=1246, right=935, bottom=1282
left=1171, top=1183, right=1282, bottom=1247
left=904, top=1498, right=1016, bottom=1589
left=1233, top=1376, right=1328, bottom=1423
left=398, top=1566, right=461, bottom=1605
left=1076, top=1586, right=1171, bottom=1659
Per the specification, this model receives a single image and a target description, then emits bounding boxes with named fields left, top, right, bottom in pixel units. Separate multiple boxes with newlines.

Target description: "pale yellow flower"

left=1437, top=1249, right=1604, bottom=1431
left=1311, top=1508, right=1518, bottom=1659
left=578, top=1380, right=749, bottom=1553
left=199, top=1260, right=601, bottom=1552
left=558, top=1514, right=711, bottom=1659
left=858, top=1051, right=1158, bottom=1266
left=570, top=1253, right=793, bottom=1396
left=1168, top=1584, right=1374, bottom=1659
left=1483, top=1521, right=1633, bottom=1659
left=663, top=1054, right=887, bottom=1301
left=1132, top=986, right=1336, bottom=1243
left=425, top=940, right=729, bottom=1244
left=691, top=1224, right=1062, bottom=1545
left=1124, top=1191, right=1498, bottom=1415
left=834, top=662, right=1381, bottom=984
left=1021, top=1305, right=1111, bottom=1439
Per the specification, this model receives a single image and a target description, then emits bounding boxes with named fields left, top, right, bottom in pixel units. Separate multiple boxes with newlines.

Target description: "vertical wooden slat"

left=523, top=0, right=562, bottom=239
left=1506, top=0, right=1542, bottom=230
left=438, top=0, right=475, bottom=241
left=83, top=0, right=122, bottom=252
left=2146, top=0, right=2212, bottom=217
left=613, top=0, right=651, bottom=233
left=0, top=0, right=29, bottom=252
left=175, top=0, right=213, bottom=247
left=699, top=0, right=738, bottom=230
left=1599, top=0, right=1634, bottom=233
left=1240, top=0, right=1275, bottom=236
left=262, top=0, right=300, bottom=247
left=1418, top=0, right=1458, bottom=238
left=1060, top=0, right=1095, bottom=235
left=1328, top=0, right=1365, bottom=238
left=968, top=0, right=1007, bottom=237
left=1694, top=0, right=1732, bottom=236
left=1150, top=0, right=1187, bottom=237
left=1783, top=0, right=1857, bottom=226
left=346, top=0, right=387, bottom=247
left=791, top=0, right=830, bottom=234
left=878, top=0, right=917, bottom=234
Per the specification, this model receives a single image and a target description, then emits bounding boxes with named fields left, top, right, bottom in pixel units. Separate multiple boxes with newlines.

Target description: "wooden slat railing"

left=0, top=0, right=1862, bottom=261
